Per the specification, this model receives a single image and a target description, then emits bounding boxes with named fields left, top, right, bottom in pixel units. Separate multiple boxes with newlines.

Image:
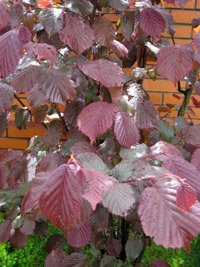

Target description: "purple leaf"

left=82, top=168, right=114, bottom=210
left=191, top=148, right=200, bottom=172
left=77, top=101, right=117, bottom=143
left=176, top=181, right=197, bottom=212
left=157, top=45, right=194, bottom=84
left=67, top=221, right=91, bottom=248
left=0, top=29, right=22, bottom=78
left=24, top=42, right=56, bottom=65
left=36, top=153, right=66, bottom=173
left=70, top=141, right=97, bottom=156
left=108, top=0, right=130, bottom=11
left=106, top=239, right=122, bottom=257
left=140, top=8, right=166, bottom=38
left=39, top=164, right=83, bottom=229
left=27, top=85, right=48, bottom=107
left=138, top=174, right=200, bottom=249
left=0, top=112, right=9, bottom=137
left=109, top=40, right=129, bottom=58
left=41, top=120, right=63, bottom=148
left=45, top=233, right=65, bottom=253
left=114, top=111, right=140, bottom=148
left=0, top=220, right=11, bottom=243
left=59, top=13, right=94, bottom=55
left=89, top=205, right=109, bottom=232
left=10, top=229, right=28, bottom=248
left=0, top=83, right=14, bottom=114
left=0, top=0, right=10, bottom=31
left=194, top=80, right=200, bottom=95
left=20, top=218, right=36, bottom=236
left=102, top=183, right=136, bottom=216
left=45, top=249, right=68, bottom=267
left=65, top=252, right=88, bottom=267
left=16, top=26, right=32, bottom=44
left=93, top=17, right=115, bottom=46
left=79, top=59, right=123, bottom=87
left=183, top=124, right=200, bottom=146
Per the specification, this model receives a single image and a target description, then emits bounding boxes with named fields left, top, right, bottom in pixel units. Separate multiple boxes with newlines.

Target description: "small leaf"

left=16, top=25, right=32, bottom=44
left=102, top=183, right=136, bottom=216
left=89, top=205, right=109, bottom=232
left=64, top=0, right=94, bottom=16
left=106, top=239, right=122, bottom=257
left=108, top=0, right=130, bottom=11
left=20, top=218, right=36, bottom=235
left=15, top=107, right=30, bottom=130
left=111, top=160, right=134, bottom=180
left=59, top=13, right=94, bottom=55
left=45, top=233, right=65, bottom=253
left=79, top=59, right=123, bottom=88
left=0, top=83, right=14, bottom=115
left=158, top=120, right=175, bottom=143
left=0, top=220, right=11, bottom=243
left=10, top=229, right=28, bottom=248
left=120, top=143, right=148, bottom=161
left=42, top=120, right=63, bottom=148
left=0, top=112, right=9, bottom=137
left=0, top=0, right=11, bottom=31
left=65, top=252, right=88, bottom=267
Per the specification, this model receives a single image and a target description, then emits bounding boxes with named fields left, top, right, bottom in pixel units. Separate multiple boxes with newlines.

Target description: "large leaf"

left=89, top=205, right=109, bottom=232
left=36, top=153, right=65, bottom=173
left=102, top=183, right=136, bottom=216
left=16, top=26, right=32, bottom=44
left=59, top=13, right=94, bottom=55
left=157, top=45, right=194, bottom=84
left=65, top=252, right=88, bottom=267
left=120, top=143, right=148, bottom=161
left=77, top=101, right=117, bottom=143
left=27, top=85, right=48, bottom=107
left=82, top=168, right=115, bottom=210
left=24, top=42, right=56, bottom=65
left=125, top=237, right=144, bottom=261
left=0, top=0, right=10, bottom=30
left=70, top=141, right=97, bottom=156
left=79, top=59, right=123, bottom=87
left=111, top=160, right=134, bottom=180
left=114, top=111, right=140, bottom=148
left=138, top=174, right=200, bottom=249
left=39, top=164, right=83, bottom=229
left=183, top=124, right=200, bottom=146
left=93, top=17, right=115, bottom=46
left=67, top=221, right=91, bottom=248
left=0, top=29, right=22, bottom=78
left=0, top=83, right=14, bottom=114
left=39, top=8, right=64, bottom=37
left=154, top=6, right=175, bottom=36
left=176, top=181, right=197, bottom=212
left=140, top=8, right=165, bottom=38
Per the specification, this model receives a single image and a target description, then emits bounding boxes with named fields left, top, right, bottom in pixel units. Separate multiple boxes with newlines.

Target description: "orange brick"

left=0, top=138, right=29, bottom=149
left=172, top=10, right=199, bottom=24
left=143, top=79, right=177, bottom=92
left=104, top=13, right=119, bottom=22
left=163, top=93, right=183, bottom=105
left=149, top=92, right=163, bottom=104
left=164, top=25, right=192, bottom=38
left=7, top=126, right=46, bottom=138
left=196, top=1, right=200, bottom=9
left=163, top=0, right=195, bottom=9
left=168, top=38, right=192, bottom=45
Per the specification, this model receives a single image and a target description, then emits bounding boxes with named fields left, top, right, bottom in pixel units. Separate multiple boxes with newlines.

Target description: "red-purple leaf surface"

left=67, top=221, right=91, bottom=248
left=70, top=141, right=97, bottom=156
left=16, top=26, right=32, bottom=44
left=0, top=220, right=11, bottom=243
left=0, top=164, right=6, bottom=189
left=89, top=205, right=109, bottom=232
left=79, top=59, right=123, bottom=87
left=138, top=174, right=200, bottom=248
left=39, top=164, right=83, bottom=229
left=93, top=17, right=115, bottom=46
left=133, top=101, right=159, bottom=129
left=20, top=218, right=36, bottom=236
left=45, top=249, right=68, bottom=267
left=157, top=44, right=194, bottom=84
left=151, top=259, right=170, bottom=267
left=191, top=148, right=200, bottom=172
left=183, top=124, right=200, bottom=146
left=59, top=13, right=94, bottom=55
left=176, top=181, right=197, bottom=212
left=36, top=153, right=65, bottom=174
left=106, top=239, right=122, bottom=257
left=42, top=120, right=63, bottom=148
left=0, top=83, right=14, bottom=114
left=10, top=229, right=28, bottom=248
left=194, top=32, right=200, bottom=54
left=65, top=252, right=88, bottom=267
left=45, top=234, right=65, bottom=253
left=154, top=6, right=175, bottom=36
left=0, top=0, right=10, bottom=31
left=24, top=42, right=56, bottom=65
left=109, top=40, right=129, bottom=58
left=140, top=8, right=166, bottom=38
left=102, top=183, right=136, bottom=216
left=194, top=80, right=200, bottom=95
left=27, top=85, right=48, bottom=107
left=114, top=111, right=140, bottom=148
left=0, top=112, right=9, bottom=137
left=154, top=154, right=200, bottom=196
left=12, top=65, right=39, bottom=93
left=150, top=141, right=183, bottom=157
left=77, top=101, right=117, bottom=143
left=82, top=168, right=114, bottom=210
left=0, top=29, right=22, bottom=78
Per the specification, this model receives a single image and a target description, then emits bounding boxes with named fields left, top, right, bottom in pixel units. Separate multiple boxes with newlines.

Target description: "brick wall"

left=0, top=1, right=200, bottom=149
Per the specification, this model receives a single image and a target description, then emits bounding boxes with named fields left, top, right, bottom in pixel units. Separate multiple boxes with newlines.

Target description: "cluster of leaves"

left=1, top=0, right=200, bottom=265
